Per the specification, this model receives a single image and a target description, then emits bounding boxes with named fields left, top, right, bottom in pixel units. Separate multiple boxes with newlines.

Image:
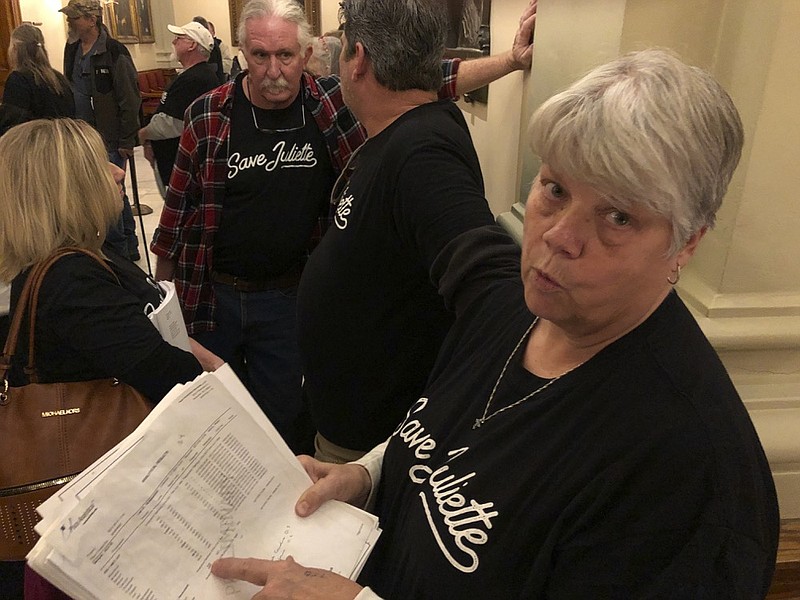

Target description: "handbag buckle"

left=0, top=379, right=8, bottom=405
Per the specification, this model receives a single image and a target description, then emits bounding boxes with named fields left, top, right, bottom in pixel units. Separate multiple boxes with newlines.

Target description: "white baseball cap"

left=167, top=22, right=213, bottom=53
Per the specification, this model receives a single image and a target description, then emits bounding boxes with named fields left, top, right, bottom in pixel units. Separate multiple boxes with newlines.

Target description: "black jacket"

left=63, top=26, right=141, bottom=150
left=209, top=38, right=225, bottom=84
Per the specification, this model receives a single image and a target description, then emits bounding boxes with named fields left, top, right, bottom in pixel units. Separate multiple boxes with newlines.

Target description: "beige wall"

left=23, top=1, right=175, bottom=72
left=458, top=0, right=530, bottom=216
left=35, top=1, right=236, bottom=72
left=172, top=0, right=234, bottom=51
left=718, top=1, right=800, bottom=296
left=320, top=0, right=340, bottom=35
left=20, top=0, right=70, bottom=75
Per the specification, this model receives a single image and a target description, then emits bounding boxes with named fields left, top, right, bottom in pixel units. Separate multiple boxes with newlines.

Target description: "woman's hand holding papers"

left=210, top=457, right=375, bottom=597
left=211, top=555, right=363, bottom=600
left=294, top=455, right=372, bottom=517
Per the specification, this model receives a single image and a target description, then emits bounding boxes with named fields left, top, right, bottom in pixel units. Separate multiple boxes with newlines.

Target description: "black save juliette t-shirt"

left=213, top=79, right=335, bottom=278
left=297, top=101, right=496, bottom=451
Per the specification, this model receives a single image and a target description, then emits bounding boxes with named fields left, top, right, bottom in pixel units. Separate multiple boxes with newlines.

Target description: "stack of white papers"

left=28, top=365, right=381, bottom=599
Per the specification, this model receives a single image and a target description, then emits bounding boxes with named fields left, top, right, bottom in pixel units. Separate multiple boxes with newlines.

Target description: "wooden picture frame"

left=107, top=0, right=139, bottom=44
left=445, top=0, right=491, bottom=53
left=229, top=0, right=320, bottom=46
left=134, top=0, right=155, bottom=44
left=0, top=0, right=23, bottom=95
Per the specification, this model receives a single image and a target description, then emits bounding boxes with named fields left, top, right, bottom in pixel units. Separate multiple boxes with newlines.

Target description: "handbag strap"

left=0, top=247, right=117, bottom=388
left=1, top=263, right=38, bottom=399
left=0, top=255, right=55, bottom=383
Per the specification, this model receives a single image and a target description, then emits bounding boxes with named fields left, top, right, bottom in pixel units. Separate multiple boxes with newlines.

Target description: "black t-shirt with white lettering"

left=359, top=280, right=778, bottom=598
left=214, top=79, right=334, bottom=278
left=297, top=101, right=496, bottom=452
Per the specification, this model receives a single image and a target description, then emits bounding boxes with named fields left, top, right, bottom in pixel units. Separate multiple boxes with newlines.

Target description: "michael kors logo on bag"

left=41, top=408, right=81, bottom=418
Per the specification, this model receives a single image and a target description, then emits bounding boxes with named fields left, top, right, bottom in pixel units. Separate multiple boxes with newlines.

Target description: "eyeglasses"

left=247, top=76, right=306, bottom=134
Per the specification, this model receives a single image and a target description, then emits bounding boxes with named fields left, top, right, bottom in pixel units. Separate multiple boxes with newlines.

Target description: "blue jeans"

left=106, top=150, right=137, bottom=257
left=193, top=283, right=312, bottom=454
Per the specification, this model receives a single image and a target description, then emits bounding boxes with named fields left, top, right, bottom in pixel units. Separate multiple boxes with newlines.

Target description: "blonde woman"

left=0, top=119, right=219, bottom=599
left=1, top=24, right=74, bottom=135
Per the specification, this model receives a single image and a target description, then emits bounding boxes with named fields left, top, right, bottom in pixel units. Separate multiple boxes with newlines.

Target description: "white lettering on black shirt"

left=227, top=141, right=318, bottom=179
left=334, top=193, right=354, bottom=230
left=393, top=398, right=499, bottom=574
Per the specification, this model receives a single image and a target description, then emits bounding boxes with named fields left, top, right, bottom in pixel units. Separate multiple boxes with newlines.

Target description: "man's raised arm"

left=455, top=0, right=536, bottom=94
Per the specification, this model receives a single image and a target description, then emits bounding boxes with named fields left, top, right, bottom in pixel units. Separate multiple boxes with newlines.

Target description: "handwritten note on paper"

left=28, top=366, right=381, bottom=600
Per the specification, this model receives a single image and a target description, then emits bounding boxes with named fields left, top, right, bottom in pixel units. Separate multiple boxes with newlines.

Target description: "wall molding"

left=679, top=269, right=800, bottom=319
left=496, top=202, right=524, bottom=244
left=741, top=383, right=800, bottom=519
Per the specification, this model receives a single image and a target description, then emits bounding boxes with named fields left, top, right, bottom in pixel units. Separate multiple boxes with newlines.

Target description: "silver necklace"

left=473, top=317, right=585, bottom=429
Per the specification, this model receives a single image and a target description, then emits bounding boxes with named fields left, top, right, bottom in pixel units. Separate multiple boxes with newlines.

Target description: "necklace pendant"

left=473, top=418, right=483, bottom=429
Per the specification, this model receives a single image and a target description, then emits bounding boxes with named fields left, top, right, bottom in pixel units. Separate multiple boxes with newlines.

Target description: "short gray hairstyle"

left=529, top=48, right=744, bottom=254
left=339, top=0, right=445, bottom=92
left=238, top=0, right=312, bottom=52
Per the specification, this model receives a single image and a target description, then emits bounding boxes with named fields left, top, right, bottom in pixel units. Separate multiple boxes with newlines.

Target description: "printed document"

left=28, top=365, right=381, bottom=599
left=146, top=280, right=191, bottom=352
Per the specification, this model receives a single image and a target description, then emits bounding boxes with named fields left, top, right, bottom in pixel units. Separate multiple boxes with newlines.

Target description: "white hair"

left=238, top=0, right=312, bottom=51
left=529, top=49, right=744, bottom=254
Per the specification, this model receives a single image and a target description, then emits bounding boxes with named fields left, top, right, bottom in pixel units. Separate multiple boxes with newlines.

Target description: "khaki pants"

left=314, top=433, right=366, bottom=464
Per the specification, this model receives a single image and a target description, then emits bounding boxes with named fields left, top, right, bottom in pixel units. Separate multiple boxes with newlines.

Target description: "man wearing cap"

left=151, top=0, right=534, bottom=455
left=138, top=22, right=220, bottom=193
left=60, top=0, right=141, bottom=261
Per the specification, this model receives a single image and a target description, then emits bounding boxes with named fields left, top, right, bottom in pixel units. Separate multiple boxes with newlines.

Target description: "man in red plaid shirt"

left=151, top=0, right=533, bottom=454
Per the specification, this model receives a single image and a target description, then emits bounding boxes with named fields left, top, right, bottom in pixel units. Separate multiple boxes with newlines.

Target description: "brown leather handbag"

left=0, top=248, right=153, bottom=560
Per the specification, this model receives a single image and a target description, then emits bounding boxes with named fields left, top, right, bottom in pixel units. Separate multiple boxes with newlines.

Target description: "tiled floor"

left=127, top=147, right=164, bottom=275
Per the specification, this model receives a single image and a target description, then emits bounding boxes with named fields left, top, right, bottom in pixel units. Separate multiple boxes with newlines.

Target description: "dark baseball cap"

left=58, top=0, right=102, bottom=19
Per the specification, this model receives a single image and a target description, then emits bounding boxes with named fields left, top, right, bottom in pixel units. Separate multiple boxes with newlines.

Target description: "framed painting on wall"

left=228, top=0, right=320, bottom=46
left=135, top=0, right=155, bottom=43
left=445, top=0, right=491, bottom=53
left=107, top=0, right=139, bottom=44
left=444, top=0, right=492, bottom=103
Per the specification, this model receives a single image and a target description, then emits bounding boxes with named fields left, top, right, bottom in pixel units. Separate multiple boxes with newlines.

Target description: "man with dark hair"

left=60, top=0, right=141, bottom=261
left=151, top=0, right=534, bottom=455
left=193, top=15, right=225, bottom=84
left=208, top=21, right=234, bottom=79
left=298, top=0, right=536, bottom=462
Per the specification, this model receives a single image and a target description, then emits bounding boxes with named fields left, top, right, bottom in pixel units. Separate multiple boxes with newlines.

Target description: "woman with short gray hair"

left=212, top=48, right=777, bottom=600
left=530, top=48, right=743, bottom=254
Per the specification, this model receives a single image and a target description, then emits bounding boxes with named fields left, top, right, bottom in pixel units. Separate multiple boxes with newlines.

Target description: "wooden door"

left=0, top=0, right=23, bottom=97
